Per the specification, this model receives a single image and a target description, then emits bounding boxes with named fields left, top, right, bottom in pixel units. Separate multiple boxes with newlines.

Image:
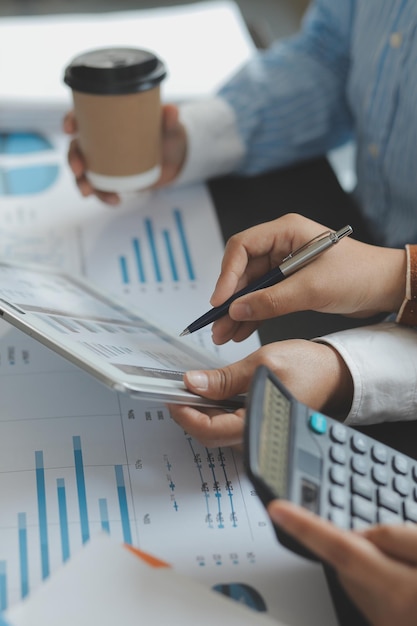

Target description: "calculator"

left=244, top=365, right=417, bottom=560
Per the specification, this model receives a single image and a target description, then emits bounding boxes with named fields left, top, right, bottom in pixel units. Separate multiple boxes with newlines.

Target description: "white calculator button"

left=393, top=455, right=409, bottom=475
left=403, top=500, right=417, bottom=523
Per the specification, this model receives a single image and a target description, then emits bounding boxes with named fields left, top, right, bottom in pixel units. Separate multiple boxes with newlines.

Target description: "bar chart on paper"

left=0, top=414, right=136, bottom=610
left=117, top=208, right=195, bottom=287
left=80, top=186, right=224, bottom=319
left=15, top=436, right=132, bottom=591
left=0, top=329, right=274, bottom=611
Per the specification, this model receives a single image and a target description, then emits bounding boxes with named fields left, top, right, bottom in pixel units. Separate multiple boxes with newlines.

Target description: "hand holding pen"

left=181, top=220, right=352, bottom=338
left=180, top=214, right=406, bottom=345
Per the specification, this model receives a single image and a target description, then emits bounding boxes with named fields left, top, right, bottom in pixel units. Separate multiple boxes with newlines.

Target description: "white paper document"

left=0, top=325, right=337, bottom=625
left=0, top=1, right=255, bottom=131
left=5, top=535, right=284, bottom=626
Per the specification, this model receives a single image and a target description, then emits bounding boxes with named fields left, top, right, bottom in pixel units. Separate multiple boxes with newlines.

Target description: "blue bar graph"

left=119, top=256, right=129, bottom=284
left=163, top=230, right=179, bottom=281
left=4, top=434, right=137, bottom=605
left=35, top=450, right=49, bottom=579
left=73, top=436, right=90, bottom=544
left=145, top=218, right=162, bottom=282
left=18, top=513, right=29, bottom=598
left=0, top=562, right=7, bottom=612
left=174, top=208, right=195, bottom=280
left=57, top=479, right=70, bottom=562
left=99, top=498, right=110, bottom=533
left=133, top=238, right=146, bottom=283
left=115, top=465, right=132, bottom=545
left=118, top=208, right=196, bottom=286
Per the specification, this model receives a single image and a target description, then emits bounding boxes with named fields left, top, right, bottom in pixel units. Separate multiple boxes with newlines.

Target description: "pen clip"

left=281, top=230, right=333, bottom=263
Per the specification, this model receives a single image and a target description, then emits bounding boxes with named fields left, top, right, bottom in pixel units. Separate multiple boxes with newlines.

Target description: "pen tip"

left=179, top=329, right=190, bottom=337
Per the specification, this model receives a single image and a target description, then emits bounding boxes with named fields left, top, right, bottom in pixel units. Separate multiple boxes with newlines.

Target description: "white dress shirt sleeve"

left=174, top=97, right=245, bottom=186
left=316, top=321, right=417, bottom=426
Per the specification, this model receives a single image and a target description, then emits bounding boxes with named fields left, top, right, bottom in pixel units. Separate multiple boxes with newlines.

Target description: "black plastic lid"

left=63, top=47, right=167, bottom=95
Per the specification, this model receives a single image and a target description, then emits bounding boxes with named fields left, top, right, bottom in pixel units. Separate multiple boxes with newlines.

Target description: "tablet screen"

left=0, top=262, right=227, bottom=403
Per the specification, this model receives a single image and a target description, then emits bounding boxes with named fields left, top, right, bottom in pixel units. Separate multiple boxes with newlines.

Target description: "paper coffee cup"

left=64, top=47, right=167, bottom=192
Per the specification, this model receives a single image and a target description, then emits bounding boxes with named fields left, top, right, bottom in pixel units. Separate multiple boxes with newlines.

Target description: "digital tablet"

left=0, top=261, right=245, bottom=409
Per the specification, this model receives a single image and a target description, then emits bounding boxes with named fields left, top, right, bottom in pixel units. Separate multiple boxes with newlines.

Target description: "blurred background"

left=0, top=0, right=310, bottom=41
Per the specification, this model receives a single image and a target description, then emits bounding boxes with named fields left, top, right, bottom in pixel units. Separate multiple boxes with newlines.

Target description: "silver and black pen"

left=180, top=224, right=353, bottom=336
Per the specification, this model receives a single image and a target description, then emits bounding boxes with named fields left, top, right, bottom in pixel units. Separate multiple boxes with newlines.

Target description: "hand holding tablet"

left=0, top=261, right=244, bottom=409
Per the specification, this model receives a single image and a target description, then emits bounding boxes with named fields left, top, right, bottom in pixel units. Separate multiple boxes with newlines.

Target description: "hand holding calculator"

left=244, top=365, right=417, bottom=560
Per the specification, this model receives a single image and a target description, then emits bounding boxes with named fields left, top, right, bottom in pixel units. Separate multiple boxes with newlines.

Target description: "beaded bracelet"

left=396, top=244, right=417, bottom=326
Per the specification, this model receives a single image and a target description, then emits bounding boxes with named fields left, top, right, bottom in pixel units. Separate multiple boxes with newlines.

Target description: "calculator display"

left=259, top=376, right=291, bottom=498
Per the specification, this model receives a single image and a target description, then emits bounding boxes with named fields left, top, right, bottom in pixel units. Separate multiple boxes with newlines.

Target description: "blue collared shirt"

left=219, top=0, right=417, bottom=247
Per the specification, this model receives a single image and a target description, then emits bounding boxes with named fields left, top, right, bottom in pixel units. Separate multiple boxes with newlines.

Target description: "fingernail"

left=231, top=301, right=252, bottom=320
left=186, top=371, right=209, bottom=391
left=267, top=502, right=289, bottom=527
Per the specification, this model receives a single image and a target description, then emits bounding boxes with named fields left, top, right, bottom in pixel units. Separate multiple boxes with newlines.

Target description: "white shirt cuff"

left=316, top=322, right=417, bottom=426
left=175, top=97, right=245, bottom=186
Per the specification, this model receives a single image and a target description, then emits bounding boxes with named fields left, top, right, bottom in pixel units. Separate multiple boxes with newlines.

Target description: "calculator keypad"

left=325, top=423, right=417, bottom=529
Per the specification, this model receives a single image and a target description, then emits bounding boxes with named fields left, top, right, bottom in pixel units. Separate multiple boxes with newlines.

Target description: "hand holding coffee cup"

left=64, top=103, right=187, bottom=204
left=64, top=47, right=168, bottom=195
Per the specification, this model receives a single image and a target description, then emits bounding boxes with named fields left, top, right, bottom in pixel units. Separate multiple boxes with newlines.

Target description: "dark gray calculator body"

left=244, top=365, right=417, bottom=560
